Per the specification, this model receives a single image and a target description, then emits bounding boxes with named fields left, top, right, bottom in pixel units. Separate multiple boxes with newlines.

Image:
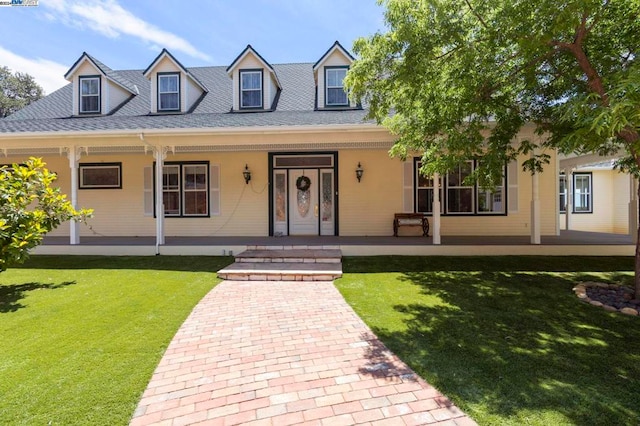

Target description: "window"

left=447, top=161, right=474, bottom=214
left=559, top=174, right=567, bottom=213
left=158, top=73, right=180, bottom=111
left=573, top=173, right=592, bottom=213
left=415, top=161, right=443, bottom=214
left=79, top=76, right=100, bottom=114
left=559, top=173, right=593, bottom=214
left=476, top=162, right=505, bottom=214
left=79, top=163, right=121, bottom=189
left=325, top=67, right=348, bottom=106
left=240, top=70, right=263, bottom=108
left=156, top=162, right=209, bottom=217
left=414, top=159, right=506, bottom=215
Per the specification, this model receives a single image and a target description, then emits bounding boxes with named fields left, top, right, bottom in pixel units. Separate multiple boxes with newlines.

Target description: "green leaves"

left=0, top=66, right=44, bottom=118
left=0, top=158, right=92, bottom=272
left=345, top=0, right=639, bottom=185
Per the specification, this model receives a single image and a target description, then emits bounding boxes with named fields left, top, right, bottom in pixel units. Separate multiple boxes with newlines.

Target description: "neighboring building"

left=0, top=42, right=565, bottom=246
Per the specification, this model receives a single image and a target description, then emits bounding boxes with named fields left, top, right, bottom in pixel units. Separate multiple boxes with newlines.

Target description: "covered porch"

left=36, top=230, right=634, bottom=257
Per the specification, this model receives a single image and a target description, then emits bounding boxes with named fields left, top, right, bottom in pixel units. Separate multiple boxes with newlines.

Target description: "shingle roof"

left=1, top=61, right=369, bottom=134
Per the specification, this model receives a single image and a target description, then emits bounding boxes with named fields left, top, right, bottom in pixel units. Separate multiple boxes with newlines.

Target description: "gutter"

left=0, top=123, right=384, bottom=140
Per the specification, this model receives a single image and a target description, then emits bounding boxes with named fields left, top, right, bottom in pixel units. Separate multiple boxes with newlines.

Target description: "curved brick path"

left=130, top=281, right=476, bottom=426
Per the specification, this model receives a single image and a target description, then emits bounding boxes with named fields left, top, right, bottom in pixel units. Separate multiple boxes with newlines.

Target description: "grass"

left=0, top=255, right=233, bottom=426
left=337, top=256, right=640, bottom=426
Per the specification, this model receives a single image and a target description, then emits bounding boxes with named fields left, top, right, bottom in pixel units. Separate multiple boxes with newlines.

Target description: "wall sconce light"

left=355, top=162, right=364, bottom=183
left=243, top=164, right=251, bottom=184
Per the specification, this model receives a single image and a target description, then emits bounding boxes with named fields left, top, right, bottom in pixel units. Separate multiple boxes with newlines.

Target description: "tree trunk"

left=636, top=183, right=640, bottom=299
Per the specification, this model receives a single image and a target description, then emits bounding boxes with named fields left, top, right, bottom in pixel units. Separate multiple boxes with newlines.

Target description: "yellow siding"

left=186, top=77, right=203, bottom=111
left=339, top=150, right=404, bottom=236
left=560, top=169, right=630, bottom=234
left=107, top=83, right=130, bottom=113
left=613, top=173, right=631, bottom=234
left=5, top=130, right=559, bottom=238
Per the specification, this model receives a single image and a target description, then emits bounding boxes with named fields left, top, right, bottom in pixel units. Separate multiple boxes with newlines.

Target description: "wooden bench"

left=393, top=213, right=430, bottom=237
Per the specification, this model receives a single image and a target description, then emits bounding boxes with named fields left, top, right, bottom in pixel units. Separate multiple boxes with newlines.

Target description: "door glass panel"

left=275, top=173, right=286, bottom=222
left=297, top=187, right=311, bottom=217
left=321, top=171, right=332, bottom=222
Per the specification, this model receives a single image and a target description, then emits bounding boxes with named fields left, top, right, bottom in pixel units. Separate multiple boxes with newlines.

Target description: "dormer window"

left=79, top=76, right=100, bottom=114
left=325, top=67, right=348, bottom=106
left=158, top=73, right=180, bottom=112
left=240, top=70, right=263, bottom=109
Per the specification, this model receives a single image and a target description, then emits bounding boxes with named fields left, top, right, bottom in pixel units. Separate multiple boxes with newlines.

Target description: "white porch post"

left=565, top=169, right=573, bottom=231
left=67, top=147, right=81, bottom=245
left=432, top=172, right=441, bottom=245
left=154, top=146, right=166, bottom=247
left=531, top=168, right=541, bottom=244
left=629, top=175, right=638, bottom=243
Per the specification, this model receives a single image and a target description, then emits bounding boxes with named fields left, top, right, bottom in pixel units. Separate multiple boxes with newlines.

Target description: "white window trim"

left=559, top=174, right=567, bottom=213
left=158, top=73, right=180, bottom=112
left=79, top=76, right=100, bottom=114
left=163, top=164, right=181, bottom=216
left=446, top=161, right=475, bottom=214
left=573, top=173, right=593, bottom=213
left=182, top=164, right=209, bottom=217
left=240, top=70, right=263, bottom=109
left=156, top=162, right=210, bottom=217
left=415, top=160, right=443, bottom=214
left=414, top=159, right=507, bottom=215
left=325, top=67, right=349, bottom=107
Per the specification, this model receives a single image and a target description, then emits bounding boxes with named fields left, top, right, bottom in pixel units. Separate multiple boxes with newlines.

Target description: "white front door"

left=289, top=169, right=319, bottom=235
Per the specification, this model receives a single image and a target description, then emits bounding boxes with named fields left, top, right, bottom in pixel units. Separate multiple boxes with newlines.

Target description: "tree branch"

left=464, top=0, right=488, bottom=29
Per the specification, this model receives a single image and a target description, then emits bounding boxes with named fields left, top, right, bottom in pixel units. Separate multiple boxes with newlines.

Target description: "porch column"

left=629, top=175, right=638, bottom=243
left=154, top=146, right=166, bottom=247
left=531, top=168, right=541, bottom=244
left=432, top=172, right=441, bottom=245
left=565, top=169, right=574, bottom=231
left=67, top=147, right=81, bottom=245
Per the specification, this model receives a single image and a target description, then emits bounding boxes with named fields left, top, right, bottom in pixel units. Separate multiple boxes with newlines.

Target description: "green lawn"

left=0, top=255, right=233, bottom=425
left=337, top=256, right=640, bottom=426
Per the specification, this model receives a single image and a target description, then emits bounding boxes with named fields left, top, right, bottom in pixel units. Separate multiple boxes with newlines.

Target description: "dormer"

left=143, top=49, right=208, bottom=114
left=64, top=52, right=138, bottom=116
left=313, top=41, right=356, bottom=110
left=226, top=45, right=281, bottom=112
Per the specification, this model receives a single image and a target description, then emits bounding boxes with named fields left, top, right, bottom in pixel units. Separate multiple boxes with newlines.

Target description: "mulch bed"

left=573, top=282, right=640, bottom=316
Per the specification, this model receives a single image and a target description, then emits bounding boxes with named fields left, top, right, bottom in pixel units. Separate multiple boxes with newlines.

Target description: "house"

left=559, top=155, right=637, bottom=235
left=0, top=41, right=629, bottom=255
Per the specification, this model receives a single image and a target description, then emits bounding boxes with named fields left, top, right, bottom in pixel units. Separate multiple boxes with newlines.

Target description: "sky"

left=0, top=0, right=386, bottom=94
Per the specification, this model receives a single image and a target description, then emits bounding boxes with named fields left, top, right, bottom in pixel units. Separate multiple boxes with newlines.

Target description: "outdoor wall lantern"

left=243, top=164, right=251, bottom=184
left=355, top=162, right=364, bottom=182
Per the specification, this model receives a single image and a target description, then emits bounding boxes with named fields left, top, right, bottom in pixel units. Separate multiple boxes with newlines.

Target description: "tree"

left=0, top=158, right=92, bottom=272
left=345, top=0, right=640, bottom=296
left=0, top=66, right=44, bottom=118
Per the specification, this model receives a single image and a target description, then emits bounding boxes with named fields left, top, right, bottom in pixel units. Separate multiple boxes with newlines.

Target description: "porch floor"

left=42, top=230, right=633, bottom=246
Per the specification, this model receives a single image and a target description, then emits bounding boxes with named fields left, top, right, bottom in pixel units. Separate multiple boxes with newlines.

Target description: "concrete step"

left=217, top=262, right=342, bottom=282
left=235, top=249, right=342, bottom=264
left=246, top=245, right=340, bottom=250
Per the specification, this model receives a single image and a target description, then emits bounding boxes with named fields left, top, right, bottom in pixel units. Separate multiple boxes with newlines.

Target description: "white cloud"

left=0, top=46, right=68, bottom=95
left=42, top=0, right=210, bottom=61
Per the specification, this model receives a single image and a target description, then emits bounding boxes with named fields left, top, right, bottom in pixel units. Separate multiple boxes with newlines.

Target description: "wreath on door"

left=296, top=175, right=311, bottom=192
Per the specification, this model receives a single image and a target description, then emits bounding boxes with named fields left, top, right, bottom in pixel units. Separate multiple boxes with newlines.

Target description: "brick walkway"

left=130, top=281, right=476, bottom=426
